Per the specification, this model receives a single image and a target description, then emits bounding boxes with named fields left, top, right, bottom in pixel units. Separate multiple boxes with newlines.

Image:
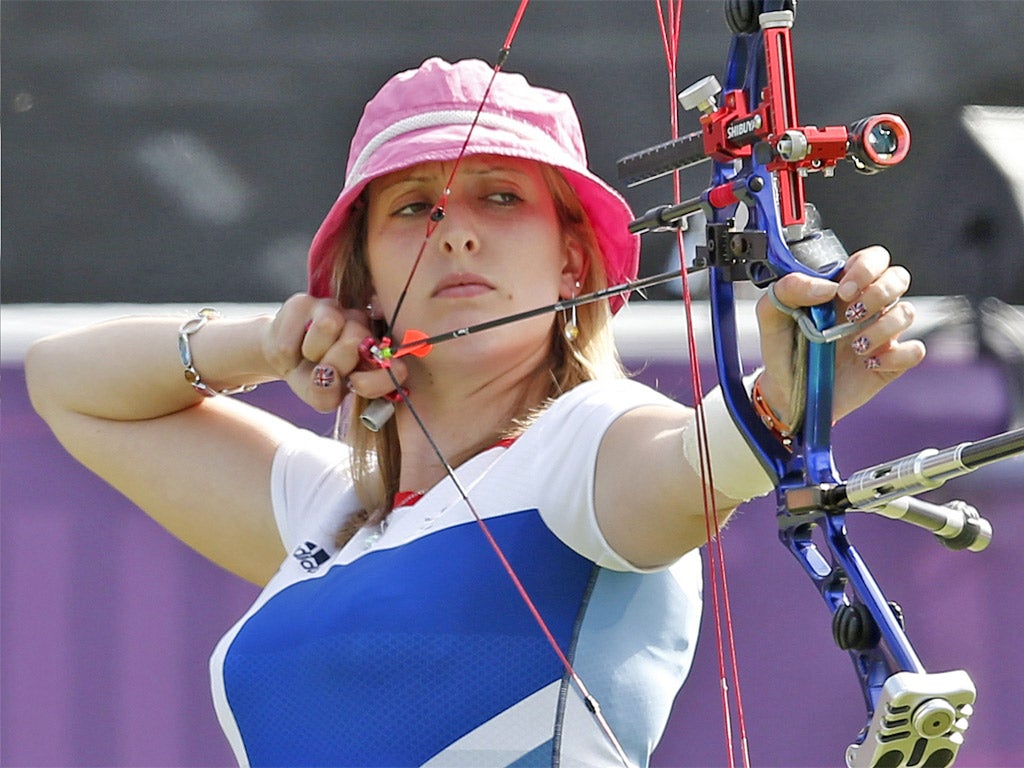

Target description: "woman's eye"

left=392, top=200, right=431, bottom=217
left=487, top=191, right=522, bottom=206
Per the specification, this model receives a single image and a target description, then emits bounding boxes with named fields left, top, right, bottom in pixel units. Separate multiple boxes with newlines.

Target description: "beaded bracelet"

left=177, top=308, right=259, bottom=397
left=751, top=375, right=794, bottom=448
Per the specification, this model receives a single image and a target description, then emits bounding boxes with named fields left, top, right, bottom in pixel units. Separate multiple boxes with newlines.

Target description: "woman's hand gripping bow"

left=755, top=245, right=927, bottom=429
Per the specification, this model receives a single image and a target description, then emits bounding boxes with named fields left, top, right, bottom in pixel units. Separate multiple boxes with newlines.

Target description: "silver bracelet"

left=177, top=308, right=259, bottom=397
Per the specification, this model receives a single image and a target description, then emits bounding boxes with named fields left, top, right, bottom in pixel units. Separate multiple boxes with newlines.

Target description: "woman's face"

left=364, top=155, right=582, bottom=365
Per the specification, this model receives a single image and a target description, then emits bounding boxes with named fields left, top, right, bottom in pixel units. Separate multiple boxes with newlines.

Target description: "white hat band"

left=346, top=109, right=581, bottom=187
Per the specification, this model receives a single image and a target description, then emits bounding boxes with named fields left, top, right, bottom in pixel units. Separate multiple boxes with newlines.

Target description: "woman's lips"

left=432, top=273, right=495, bottom=299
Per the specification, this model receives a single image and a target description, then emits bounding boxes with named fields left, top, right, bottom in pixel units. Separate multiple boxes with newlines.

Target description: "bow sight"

left=615, top=1, right=1024, bottom=766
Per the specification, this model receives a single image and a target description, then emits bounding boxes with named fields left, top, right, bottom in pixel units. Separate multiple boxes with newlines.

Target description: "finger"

left=264, top=294, right=320, bottom=374
left=300, top=304, right=346, bottom=363
left=857, top=338, right=926, bottom=375
left=767, top=272, right=839, bottom=311
left=845, top=300, right=917, bottom=359
left=841, top=265, right=911, bottom=323
left=301, top=306, right=369, bottom=364
left=282, top=358, right=347, bottom=414
left=835, top=245, right=891, bottom=303
left=295, top=329, right=385, bottom=414
left=348, top=358, right=410, bottom=400
left=832, top=337, right=925, bottom=421
left=314, top=310, right=377, bottom=383
left=756, top=274, right=837, bottom=348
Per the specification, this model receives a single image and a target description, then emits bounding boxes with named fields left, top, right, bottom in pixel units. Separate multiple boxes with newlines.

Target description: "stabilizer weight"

left=846, top=670, right=975, bottom=768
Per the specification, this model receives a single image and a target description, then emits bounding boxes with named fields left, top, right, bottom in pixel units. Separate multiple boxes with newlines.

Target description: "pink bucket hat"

left=307, top=57, right=640, bottom=313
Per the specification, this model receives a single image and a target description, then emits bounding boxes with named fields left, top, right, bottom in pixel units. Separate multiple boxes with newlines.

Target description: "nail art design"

left=852, top=336, right=871, bottom=355
left=845, top=301, right=868, bottom=323
left=864, top=356, right=881, bottom=370
left=313, top=365, right=337, bottom=388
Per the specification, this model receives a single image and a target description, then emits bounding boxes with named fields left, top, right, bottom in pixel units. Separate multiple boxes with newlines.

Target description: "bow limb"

left=702, top=7, right=967, bottom=766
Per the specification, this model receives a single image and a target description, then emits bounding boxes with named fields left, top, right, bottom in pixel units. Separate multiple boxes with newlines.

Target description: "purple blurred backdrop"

left=3, top=307, right=1021, bottom=767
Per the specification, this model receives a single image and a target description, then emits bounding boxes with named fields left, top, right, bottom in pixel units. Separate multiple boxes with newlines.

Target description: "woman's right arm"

left=26, top=310, right=299, bottom=586
left=26, top=297, right=410, bottom=585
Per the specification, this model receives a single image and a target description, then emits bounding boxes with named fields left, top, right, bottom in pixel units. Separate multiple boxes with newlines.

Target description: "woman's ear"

left=560, top=238, right=588, bottom=298
left=367, top=294, right=385, bottom=320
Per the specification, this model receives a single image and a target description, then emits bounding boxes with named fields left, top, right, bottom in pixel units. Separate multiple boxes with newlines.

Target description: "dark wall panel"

left=3, top=1, right=1024, bottom=304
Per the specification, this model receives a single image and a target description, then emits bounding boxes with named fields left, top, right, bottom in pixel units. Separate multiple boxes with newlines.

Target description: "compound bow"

left=617, top=1, right=1023, bottom=766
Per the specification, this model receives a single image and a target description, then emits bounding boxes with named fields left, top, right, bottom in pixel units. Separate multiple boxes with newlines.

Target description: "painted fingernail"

left=852, top=336, right=871, bottom=355
left=313, top=364, right=337, bottom=388
left=845, top=301, right=868, bottom=322
left=864, top=356, right=881, bottom=370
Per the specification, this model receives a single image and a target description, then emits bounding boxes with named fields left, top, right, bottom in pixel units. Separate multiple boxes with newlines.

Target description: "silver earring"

left=563, top=281, right=581, bottom=342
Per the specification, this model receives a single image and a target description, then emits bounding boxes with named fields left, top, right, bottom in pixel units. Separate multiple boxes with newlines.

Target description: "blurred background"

left=3, top=0, right=1024, bottom=304
left=3, top=1, right=1023, bottom=766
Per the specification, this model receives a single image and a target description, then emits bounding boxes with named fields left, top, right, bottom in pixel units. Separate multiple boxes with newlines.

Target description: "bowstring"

left=384, top=5, right=528, bottom=338
left=384, top=367, right=629, bottom=766
left=378, top=2, right=630, bottom=763
left=654, top=2, right=750, bottom=766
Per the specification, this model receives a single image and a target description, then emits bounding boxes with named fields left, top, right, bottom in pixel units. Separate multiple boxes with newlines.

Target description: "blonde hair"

left=330, top=163, right=625, bottom=546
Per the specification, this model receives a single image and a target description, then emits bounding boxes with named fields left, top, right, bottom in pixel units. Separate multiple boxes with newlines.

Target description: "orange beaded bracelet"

left=751, top=376, right=795, bottom=448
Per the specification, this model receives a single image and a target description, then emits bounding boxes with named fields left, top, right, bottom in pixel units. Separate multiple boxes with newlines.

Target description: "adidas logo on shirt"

left=292, top=541, right=330, bottom=573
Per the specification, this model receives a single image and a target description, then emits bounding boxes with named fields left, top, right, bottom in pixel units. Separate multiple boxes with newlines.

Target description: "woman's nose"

left=436, top=209, right=479, bottom=255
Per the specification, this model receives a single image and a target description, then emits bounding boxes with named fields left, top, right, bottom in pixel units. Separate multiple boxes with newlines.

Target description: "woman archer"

left=26, top=57, right=923, bottom=767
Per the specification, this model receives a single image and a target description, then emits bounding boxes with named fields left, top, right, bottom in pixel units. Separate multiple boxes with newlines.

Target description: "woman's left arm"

left=594, top=246, right=925, bottom=569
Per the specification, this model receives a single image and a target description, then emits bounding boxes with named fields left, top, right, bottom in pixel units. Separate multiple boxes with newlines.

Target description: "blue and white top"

left=210, top=379, right=703, bottom=767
